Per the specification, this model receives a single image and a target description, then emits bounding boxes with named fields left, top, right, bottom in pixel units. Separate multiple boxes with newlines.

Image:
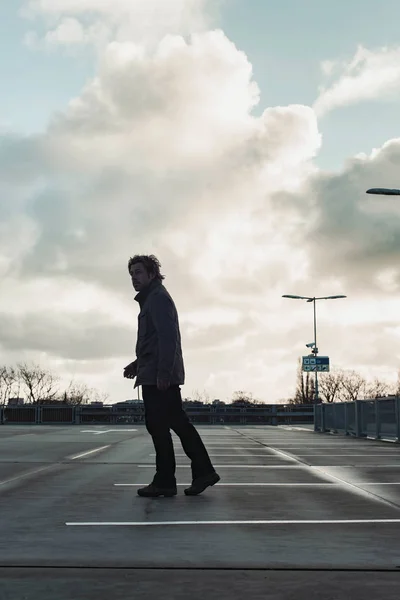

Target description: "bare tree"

left=337, top=370, right=366, bottom=402
left=292, top=358, right=304, bottom=404
left=318, top=370, right=345, bottom=403
left=363, top=377, right=391, bottom=400
left=277, top=397, right=292, bottom=404
left=0, top=366, right=22, bottom=405
left=292, top=359, right=315, bottom=404
left=17, top=362, right=60, bottom=404
left=62, top=381, right=91, bottom=405
left=190, top=388, right=211, bottom=404
left=90, top=389, right=110, bottom=405
left=58, top=381, right=110, bottom=405
left=0, top=366, right=8, bottom=405
left=231, top=390, right=260, bottom=405
left=386, top=369, right=400, bottom=398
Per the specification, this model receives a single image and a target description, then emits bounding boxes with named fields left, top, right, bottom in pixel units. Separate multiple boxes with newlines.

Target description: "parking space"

left=0, top=424, right=400, bottom=598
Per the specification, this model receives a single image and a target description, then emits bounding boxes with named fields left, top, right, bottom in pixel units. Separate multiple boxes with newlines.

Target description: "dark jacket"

left=132, top=279, right=185, bottom=388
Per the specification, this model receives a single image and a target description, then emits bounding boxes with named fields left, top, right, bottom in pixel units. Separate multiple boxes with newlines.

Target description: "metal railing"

left=0, top=403, right=315, bottom=426
left=314, top=398, right=400, bottom=442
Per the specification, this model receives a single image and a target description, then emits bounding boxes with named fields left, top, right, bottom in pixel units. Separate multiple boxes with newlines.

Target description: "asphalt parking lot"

left=0, top=424, right=400, bottom=599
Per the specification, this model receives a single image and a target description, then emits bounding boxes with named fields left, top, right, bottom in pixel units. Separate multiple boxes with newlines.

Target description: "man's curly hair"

left=127, top=254, right=165, bottom=281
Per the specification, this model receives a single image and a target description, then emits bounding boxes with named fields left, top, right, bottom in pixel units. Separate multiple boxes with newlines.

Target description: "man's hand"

left=123, top=362, right=137, bottom=379
left=157, top=378, right=171, bottom=391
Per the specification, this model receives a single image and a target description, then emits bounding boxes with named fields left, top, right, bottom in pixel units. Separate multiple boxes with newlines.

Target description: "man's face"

left=129, top=262, right=155, bottom=292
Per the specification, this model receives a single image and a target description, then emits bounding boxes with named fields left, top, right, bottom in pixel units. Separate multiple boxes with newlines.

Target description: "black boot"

left=137, top=483, right=177, bottom=497
left=184, top=472, right=220, bottom=496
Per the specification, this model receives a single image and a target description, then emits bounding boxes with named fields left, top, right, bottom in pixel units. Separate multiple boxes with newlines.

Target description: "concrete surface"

left=1, top=569, right=400, bottom=600
left=1, top=424, right=400, bottom=598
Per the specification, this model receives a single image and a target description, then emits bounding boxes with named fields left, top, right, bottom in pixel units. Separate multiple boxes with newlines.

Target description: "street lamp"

left=366, top=188, right=400, bottom=195
left=282, top=294, right=347, bottom=403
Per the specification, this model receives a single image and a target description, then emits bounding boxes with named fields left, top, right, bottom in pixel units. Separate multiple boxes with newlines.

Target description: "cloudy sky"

left=2, top=0, right=400, bottom=404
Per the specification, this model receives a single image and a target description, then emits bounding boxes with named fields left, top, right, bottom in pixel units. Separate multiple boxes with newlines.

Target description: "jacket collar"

left=134, top=278, right=162, bottom=308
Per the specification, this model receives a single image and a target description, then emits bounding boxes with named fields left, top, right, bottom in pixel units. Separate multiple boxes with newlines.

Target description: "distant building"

left=8, top=397, right=24, bottom=405
left=115, top=399, right=143, bottom=406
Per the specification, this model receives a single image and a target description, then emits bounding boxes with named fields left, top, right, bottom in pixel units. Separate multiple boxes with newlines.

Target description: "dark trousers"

left=142, top=385, right=215, bottom=487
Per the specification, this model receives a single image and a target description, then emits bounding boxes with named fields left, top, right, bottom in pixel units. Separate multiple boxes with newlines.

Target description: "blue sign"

left=302, top=356, right=330, bottom=372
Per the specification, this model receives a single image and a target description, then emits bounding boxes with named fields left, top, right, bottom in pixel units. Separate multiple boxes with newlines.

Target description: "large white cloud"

left=314, top=45, right=400, bottom=116
left=22, top=0, right=217, bottom=50
left=3, top=2, right=400, bottom=404
left=274, top=138, right=400, bottom=291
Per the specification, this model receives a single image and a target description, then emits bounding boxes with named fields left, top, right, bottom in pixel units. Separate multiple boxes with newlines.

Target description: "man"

left=124, top=254, right=220, bottom=498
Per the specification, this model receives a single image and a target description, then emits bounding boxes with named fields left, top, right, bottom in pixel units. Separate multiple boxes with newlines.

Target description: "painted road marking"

left=286, top=454, right=400, bottom=457
left=192, top=437, right=244, bottom=439
left=360, top=482, right=400, bottom=485
left=139, top=463, right=400, bottom=468
left=279, top=426, right=314, bottom=431
left=68, top=445, right=111, bottom=460
left=149, top=454, right=292, bottom=458
left=315, top=465, right=400, bottom=468
left=80, top=430, right=107, bottom=435
left=149, top=452, right=400, bottom=458
left=0, top=465, right=55, bottom=486
left=138, top=464, right=304, bottom=468
left=114, top=483, right=338, bottom=487
left=271, top=444, right=400, bottom=447
left=266, top=445, right=400, bottom=510
left=146, top=463, right=400, bottom=468
left=205, top=444, right=390, bottom=448
left=66, top=519, right=400, bottom=526
left=80, top=430, right=137, bottom=434
left=201, top=447, right=272, bottom=450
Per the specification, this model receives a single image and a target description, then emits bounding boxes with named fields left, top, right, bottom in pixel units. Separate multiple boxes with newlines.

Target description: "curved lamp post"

left=366, top=188, right=400, bottom=195
left=282, top=295, right=347, bottom=402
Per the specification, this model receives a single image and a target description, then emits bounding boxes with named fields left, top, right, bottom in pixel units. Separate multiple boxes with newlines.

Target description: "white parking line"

left=288, top=454, right=400, bottom=457
left=65, top=518, right=400, bottom=526
left=80, top=430, right=137, bottom=435
left=203, top=447, right=271, bottom=450
left=152, top=452, right=400, bottom=458
left=138, top=465, right=303, bottom=468
left=274, top=445, right=400, bottom=449
left=68, top=445, right=111, bottom=460
left=279, top=426, right=315, bottom=432
left=114, top=483, right=337, bottom=487
left=139, top=463, right=400, bottom=468
left=360, top=482, right=400, bottom=485
left=257, top=445, right=400, bottom=510
left=205, top=444, right=395, bottom=448
left=242, top=442, right=395, bottom=445
left=149, top=454, right=285, bottom=458
left=316, top=465, right=400, bottom=468
left=0, top=465, right=55, bottom=486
